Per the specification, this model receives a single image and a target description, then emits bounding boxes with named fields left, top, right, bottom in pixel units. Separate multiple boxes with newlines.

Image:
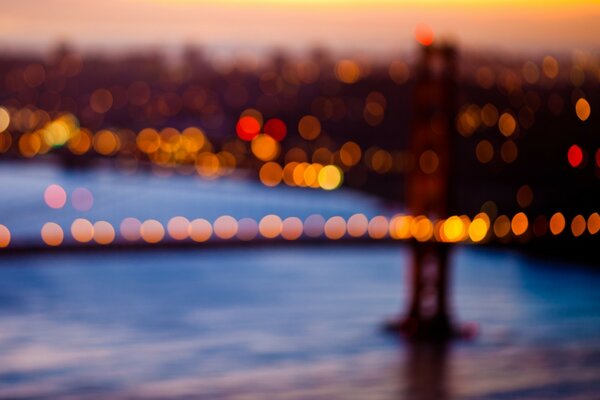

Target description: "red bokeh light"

left=264, top=118, right=287, bottom=141
left=415, top=23, right=434, bottom=46
left=236, top=116, right=261, bottom=141
left=567, top=144, right=583, bottom=168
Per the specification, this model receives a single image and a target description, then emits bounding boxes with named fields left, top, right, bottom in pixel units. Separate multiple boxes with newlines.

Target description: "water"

left=0, top=246, right=599, bottom=399
left=0, top=163, right=599, bottom=398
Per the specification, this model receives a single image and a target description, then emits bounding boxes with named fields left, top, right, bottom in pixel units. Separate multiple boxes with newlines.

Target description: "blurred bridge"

left=0, top=40, right=598, bottom=343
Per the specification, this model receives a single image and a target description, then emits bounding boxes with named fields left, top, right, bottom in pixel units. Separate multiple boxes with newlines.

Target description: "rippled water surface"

left=1, top=246, right=599, bottom=399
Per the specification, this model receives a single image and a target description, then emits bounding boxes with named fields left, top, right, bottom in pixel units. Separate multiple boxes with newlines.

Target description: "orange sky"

left=1, top=0, right=599, bottom=55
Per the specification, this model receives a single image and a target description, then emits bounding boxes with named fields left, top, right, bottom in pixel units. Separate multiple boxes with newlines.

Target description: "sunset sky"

left=1, top=0, right=599, bottom=55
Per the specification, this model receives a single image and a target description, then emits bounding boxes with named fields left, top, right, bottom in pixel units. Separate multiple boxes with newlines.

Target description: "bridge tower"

left=388, top=41, right=460, bottom=340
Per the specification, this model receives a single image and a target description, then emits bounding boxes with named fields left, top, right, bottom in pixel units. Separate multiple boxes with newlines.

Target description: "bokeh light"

left=469, top=214, right=490, bottom=242
left=368, top=216, right=388, bottom=239
left=71, top=187, right=94, bottom=211
left=304, top=214, right=325, bottom=238
left=120, top=217, right=142, bottom=241
left=324, top=216, right=346, bottom=240
left=264, top=118, right=287, bottom=141
left=318, top=165, right=343, bottom=190
left=236, top=218, right=258, bottom=241
left=415, top=23, right=434, bottom=46
left=236, top=115, right=261, bottom=141
left=571, top=215, right=586, bottom=237
left=390, top=215, right=412, bottom=240
left=575, top=98, right=591, bottom=121
left=511, top=212, right=529, bottom=236
left=41, top=222, right=64, bottom=246
left=567, top=144, right=583, bottom=168
left=93, top=221, right=115, bottom=245
left=588, top=213, right=600, bottom=235
left=71, top=218, right=94, bottom=243
left=442, top=216, right=466, bottom=243
left=281, top=217, right=303, bottom=240
left=213, top=216, right=238, bottom=239
left=0, top=224, right=11, bottom=248
left=167, top=216, right=191, bottom=240
left=189, top=218, right=212, bottom=242
left=251, top=134, right=280, bottom=161
left=549, top=212, right=566, bottom=235
left=298, top=115, right=321, bottom=141
left=493, top=215, right=511, bottom=238
left=259, top=214, right=283, bottom=239
left=0, top=107, right=10, bottom=132
left=259, top=162, right=283, bottom=187
left=44, top=184, right=67, bottom=209
left=141, top=219, right=165, bottom=243
left=347, top=213, right=369, bottom=238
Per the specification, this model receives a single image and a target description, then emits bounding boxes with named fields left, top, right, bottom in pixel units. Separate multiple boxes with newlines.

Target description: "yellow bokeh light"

left=442, top=216, right=466, bottom=242
left=469, top=213, right=490, bottom=242
left=318, top=165, right=343, bottom=190
left=390, top=215, right=412, bottom=239
left=0, top=107, right=10, bottom=132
